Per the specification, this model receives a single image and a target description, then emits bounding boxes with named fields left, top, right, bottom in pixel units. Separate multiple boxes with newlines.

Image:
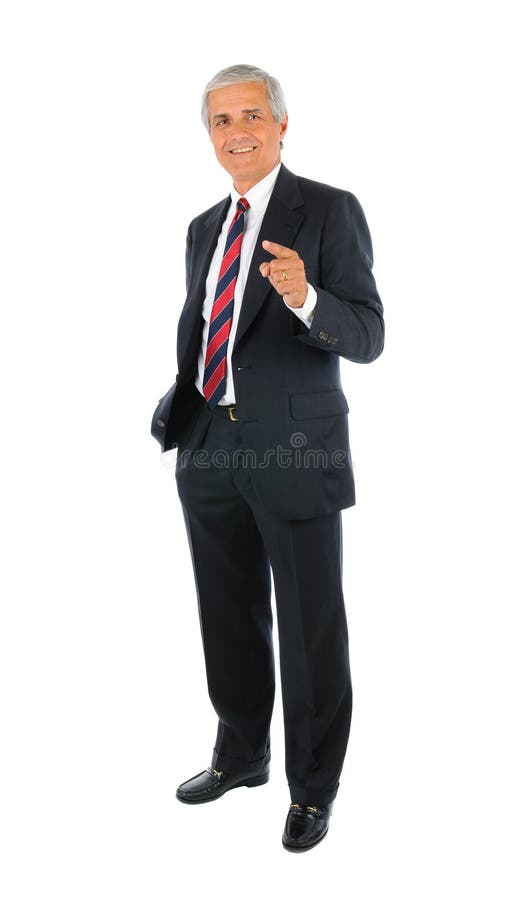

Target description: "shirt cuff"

left=285, top=283, right=317, bottom=327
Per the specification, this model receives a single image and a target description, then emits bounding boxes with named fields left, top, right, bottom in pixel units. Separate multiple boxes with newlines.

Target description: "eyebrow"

left=212, top=108, right=264, bottom=121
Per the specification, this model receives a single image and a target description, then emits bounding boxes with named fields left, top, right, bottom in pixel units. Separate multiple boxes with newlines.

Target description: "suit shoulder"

left=295, top=173, right=360, bottom=208
left=187, top=196, right=229, bottom=232
left=294, top=174, right=367, bottom=226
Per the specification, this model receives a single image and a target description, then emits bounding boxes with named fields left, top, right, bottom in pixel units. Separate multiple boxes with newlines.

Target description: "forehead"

left=208, top=81, right=270, bottom=116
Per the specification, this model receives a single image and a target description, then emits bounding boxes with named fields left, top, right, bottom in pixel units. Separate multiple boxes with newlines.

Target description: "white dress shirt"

left=195, top=161, right=317, bottom=405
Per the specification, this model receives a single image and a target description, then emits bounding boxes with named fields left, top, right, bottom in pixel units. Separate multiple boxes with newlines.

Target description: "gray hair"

left=201, top=64, right=287, bottom=132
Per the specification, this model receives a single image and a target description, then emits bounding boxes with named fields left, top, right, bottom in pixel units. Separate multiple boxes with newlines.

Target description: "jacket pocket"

left=289, top=389, right=349, bottom=420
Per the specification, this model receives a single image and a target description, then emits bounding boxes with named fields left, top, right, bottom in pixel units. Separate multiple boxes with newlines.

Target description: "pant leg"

left=175, top=411, right=274, bottom=774
left=234, top=465, right=353, bottom=807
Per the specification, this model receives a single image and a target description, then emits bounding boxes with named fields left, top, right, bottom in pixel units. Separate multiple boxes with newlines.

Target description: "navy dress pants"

left=174, top=397, right=353, bottom=808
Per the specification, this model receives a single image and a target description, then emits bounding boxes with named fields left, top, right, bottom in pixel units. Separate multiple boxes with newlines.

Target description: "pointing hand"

left=259, top=240, right=308, bottom=308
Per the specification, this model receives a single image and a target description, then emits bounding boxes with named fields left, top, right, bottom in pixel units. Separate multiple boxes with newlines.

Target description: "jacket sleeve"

left=292, top=192, right=384, bottom=363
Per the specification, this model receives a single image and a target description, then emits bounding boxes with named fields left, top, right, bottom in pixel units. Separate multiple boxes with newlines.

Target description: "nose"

left=226, top=123, right=252, bottom=144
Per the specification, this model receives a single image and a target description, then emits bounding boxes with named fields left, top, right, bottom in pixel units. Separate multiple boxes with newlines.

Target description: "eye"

left=215, top=119, right=227, bottom=127
left=248, top=114, right=259, bottom=121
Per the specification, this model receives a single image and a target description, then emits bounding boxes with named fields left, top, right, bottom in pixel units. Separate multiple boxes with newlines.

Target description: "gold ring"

left=282, top=271, right=288, bottom=281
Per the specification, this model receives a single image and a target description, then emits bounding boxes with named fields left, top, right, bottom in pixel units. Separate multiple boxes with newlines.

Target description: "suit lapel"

left=177, top=196, right=230, bottom=374
left=233, top=165, right=304, bottom=350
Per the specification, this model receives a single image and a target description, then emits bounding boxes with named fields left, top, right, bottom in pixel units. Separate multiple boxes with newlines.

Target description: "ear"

left=279, top=114, right=288, bottom=141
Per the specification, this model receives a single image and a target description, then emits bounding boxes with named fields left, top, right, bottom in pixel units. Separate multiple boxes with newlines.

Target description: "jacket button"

left=318, top=330, right=328, bottom=341
left=157, top=419, right=165, bottom=428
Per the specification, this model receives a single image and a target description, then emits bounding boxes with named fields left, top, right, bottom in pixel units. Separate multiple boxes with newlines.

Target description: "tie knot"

left=237, top=197, right=250, bottom=214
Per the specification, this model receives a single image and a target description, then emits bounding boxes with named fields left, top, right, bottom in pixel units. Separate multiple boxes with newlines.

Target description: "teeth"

left=231, top=146, right=255, bottom=154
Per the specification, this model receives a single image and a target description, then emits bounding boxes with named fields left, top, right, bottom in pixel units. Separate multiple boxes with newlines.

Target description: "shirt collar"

left=230, top=161, right=281, bottom=213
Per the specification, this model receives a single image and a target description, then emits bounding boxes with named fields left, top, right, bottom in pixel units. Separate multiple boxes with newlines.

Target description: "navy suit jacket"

left=151, top=163, right=384, bottom=519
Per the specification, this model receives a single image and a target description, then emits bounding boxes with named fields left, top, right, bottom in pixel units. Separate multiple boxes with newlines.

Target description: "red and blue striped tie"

left=202, top=197, right=250, bottom=407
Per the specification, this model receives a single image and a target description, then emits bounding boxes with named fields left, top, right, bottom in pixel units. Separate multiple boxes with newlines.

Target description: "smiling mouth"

left=229, top=146, right=257, bottom=154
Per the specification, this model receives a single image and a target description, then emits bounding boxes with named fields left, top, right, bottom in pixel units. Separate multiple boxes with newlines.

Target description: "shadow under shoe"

left=282, top=801, right=334, bottom=852
left=176, top=763, right=270, bottom=804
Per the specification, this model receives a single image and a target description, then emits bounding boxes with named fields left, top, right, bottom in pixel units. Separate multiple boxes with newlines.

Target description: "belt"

left=212, top=403, right=239, bottom=421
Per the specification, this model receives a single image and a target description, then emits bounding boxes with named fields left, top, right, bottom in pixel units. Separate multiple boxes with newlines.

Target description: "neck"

left=233, top=159, right=281, bottom=196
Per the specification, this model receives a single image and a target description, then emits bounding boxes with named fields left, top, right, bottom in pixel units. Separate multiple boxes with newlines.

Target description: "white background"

left=1, top=0, right=514, bottom=896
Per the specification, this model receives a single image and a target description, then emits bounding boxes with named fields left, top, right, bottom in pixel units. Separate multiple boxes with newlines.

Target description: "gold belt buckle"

left=228, top=405, right=238, bottom=421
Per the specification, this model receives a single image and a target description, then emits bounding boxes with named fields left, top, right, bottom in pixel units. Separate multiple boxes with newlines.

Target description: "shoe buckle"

left=289, top=802, right=320, bottom=813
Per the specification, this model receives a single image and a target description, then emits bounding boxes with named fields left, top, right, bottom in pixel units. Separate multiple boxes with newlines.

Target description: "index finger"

left=262, top=240, right=296, bottom=259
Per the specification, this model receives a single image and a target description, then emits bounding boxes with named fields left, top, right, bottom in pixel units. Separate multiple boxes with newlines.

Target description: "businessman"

left=151, top=64, right=384, bottom=852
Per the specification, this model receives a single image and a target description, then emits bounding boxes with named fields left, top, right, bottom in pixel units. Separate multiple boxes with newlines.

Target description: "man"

left=151, top=64, right=384, bottom=852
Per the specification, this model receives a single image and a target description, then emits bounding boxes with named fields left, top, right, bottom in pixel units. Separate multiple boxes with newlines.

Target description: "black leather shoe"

left=176, top=763, right=270, bottom=804
left=282, top=801, right=334, bottom=852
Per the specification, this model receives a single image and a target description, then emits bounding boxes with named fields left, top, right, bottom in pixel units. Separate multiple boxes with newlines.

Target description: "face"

left=207, top=81, right=288, bottom=194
